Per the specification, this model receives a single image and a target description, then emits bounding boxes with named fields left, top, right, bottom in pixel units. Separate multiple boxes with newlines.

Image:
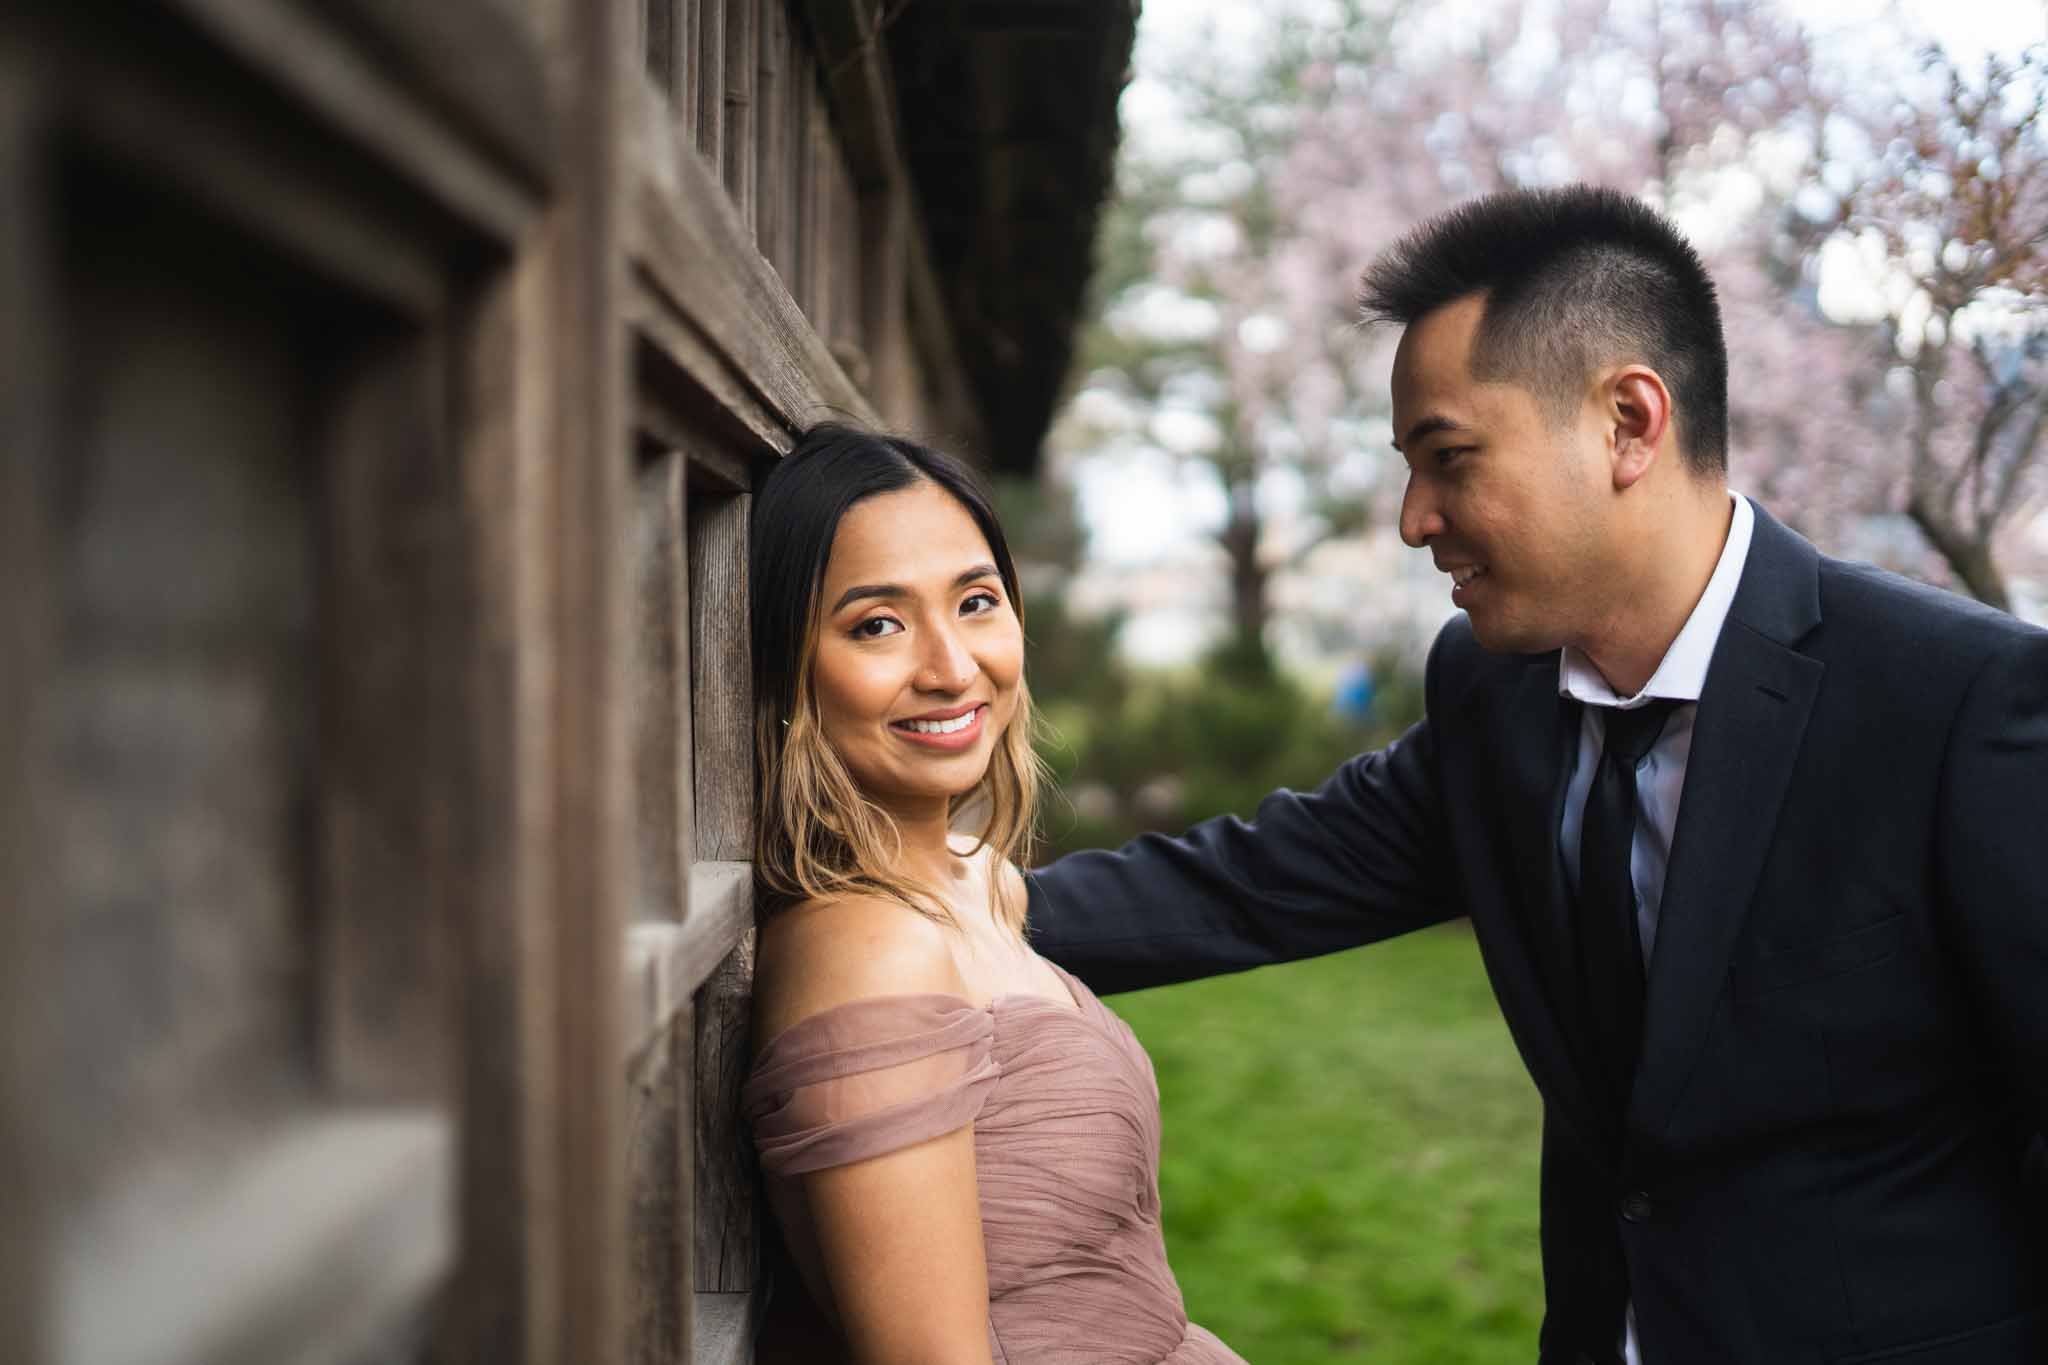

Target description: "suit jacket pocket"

left=1731, top=913, right=1905, bottom=999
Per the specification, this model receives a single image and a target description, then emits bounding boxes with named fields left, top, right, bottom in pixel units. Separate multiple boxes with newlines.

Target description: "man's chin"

left=1464, top=608, right=1560, bottom=657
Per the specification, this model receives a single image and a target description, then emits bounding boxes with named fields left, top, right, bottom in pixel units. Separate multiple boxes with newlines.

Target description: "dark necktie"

left=1578, top=698, right=1681, bottom=1115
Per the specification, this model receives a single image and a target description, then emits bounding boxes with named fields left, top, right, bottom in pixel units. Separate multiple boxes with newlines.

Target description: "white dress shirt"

left=1555, top=491, right=1755, bottom=1365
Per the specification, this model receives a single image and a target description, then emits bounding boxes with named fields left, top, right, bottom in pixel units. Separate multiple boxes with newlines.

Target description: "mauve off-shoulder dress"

left=741, top=959, right=1245, bottom=1364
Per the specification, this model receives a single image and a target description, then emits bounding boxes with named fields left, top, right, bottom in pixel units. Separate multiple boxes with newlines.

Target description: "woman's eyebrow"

left=829, top=564, right=999, bottom=615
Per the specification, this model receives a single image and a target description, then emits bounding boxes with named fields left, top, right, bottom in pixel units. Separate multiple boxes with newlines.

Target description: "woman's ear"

left=1609, top=367, right=1672, bottom=491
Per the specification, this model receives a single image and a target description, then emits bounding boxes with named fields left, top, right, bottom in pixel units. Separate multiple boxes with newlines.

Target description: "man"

left=1027, top=186, right=2048, bottom=1364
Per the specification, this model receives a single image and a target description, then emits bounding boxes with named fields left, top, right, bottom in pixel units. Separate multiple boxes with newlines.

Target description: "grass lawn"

left=1103, top=924, right=1545, bottom=1364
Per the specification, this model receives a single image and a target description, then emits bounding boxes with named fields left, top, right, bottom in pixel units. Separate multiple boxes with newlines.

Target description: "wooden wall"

left=0, top=0, right=985, bottom=1361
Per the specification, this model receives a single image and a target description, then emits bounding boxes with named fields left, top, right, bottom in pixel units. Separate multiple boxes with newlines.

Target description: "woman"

left=740, top=424, right=1244, bottom=1364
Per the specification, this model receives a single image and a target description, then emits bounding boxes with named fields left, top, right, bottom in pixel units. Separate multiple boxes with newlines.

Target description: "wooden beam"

left=627, top=1003, right=695, bottom=1365
left=798, top=0, right=897, bottom=192
left=721, top=0, right=757, bottom=234
left=693, top=1291, right=760, bottom=1365
left=0, top=32, right=55, bottom=1359
left=623, top=863, right=752, bottom=1062
left=694, top=932, right=758, bottom=1294
left=160, top=0, right=546, bottom=244
left=538, top=0, right=631, bottom=1357
left=624, top=78, right=872, bottom=445
left=689, top=492, right=755, bottom=861
left=633, top=451, right=693, bottom=922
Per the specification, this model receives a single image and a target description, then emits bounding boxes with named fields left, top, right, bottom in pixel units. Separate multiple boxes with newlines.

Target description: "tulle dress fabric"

left=741, top=961, right=1244, bottom=1364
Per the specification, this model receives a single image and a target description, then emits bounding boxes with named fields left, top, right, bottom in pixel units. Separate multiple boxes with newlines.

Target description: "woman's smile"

left=890, top=702, right=988, bottom=751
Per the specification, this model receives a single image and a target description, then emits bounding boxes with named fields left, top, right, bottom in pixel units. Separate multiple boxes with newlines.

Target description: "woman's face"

left=808, top=480, right=1023, bottom=819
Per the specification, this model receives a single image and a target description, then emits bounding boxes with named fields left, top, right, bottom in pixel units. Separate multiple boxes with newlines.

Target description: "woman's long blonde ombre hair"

left=749, top=424, right=1045, bottom=933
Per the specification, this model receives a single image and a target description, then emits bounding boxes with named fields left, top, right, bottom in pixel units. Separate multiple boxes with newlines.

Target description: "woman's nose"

left=917, top=622, right=975, bottom=692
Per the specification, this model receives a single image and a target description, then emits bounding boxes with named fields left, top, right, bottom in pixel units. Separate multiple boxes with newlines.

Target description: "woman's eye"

left=961, top=590, right=1001, bottom=615
left=852, top=616, right=903, bottom=639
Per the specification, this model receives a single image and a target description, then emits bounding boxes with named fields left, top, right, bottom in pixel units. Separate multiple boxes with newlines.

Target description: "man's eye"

left=961, top=590, right=1001, bottom=615
left=852, top=616, right=903, bottom=639
left=1437, top=446, right=1474, bottom=469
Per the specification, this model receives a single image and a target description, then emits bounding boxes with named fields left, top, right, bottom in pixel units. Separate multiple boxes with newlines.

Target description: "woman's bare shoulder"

left=754, top=895, right=968, bottom=1043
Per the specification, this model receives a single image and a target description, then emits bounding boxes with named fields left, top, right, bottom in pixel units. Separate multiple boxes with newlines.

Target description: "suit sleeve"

left=1025, top=663, right=1459, bottom=995
left=1938, top=627, right=2048, bottom=1142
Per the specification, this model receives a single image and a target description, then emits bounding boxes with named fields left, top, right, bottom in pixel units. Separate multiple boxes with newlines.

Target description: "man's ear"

left=1609, top=368, right=1672, bottom=491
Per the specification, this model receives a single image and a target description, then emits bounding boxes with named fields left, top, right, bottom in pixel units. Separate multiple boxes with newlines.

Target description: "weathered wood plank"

left=0, top=35, right=54, bottom=1359
left=634, top=379, right=754, bottom=495
left=537, top=0, right=632, bottom=1357
left=693, top=1290, right=760, bottom=1365
left=161, top=0, right=545, bottom=243
left=690, top=492, right=755, bottom=861
left=695, top=0, right=725, bottom=168
left=623, top=863, right=753, bottom=1063
left=627, top=1003, right=694, bottom=1365
left=322, top=325, right=459, bottom=1105
left=798, top=0, right=898, bottom=192
left=694, top=931, right=759, bottom=1293
left=643, top=0, right=680, bottom=99
left=722, top=0, right=757, bottom=235
left=53, top=1114, right=454, bottom=1365
left=754, top=0, right=791, bottom=286
left=623, top=76, right=873, bottom=443
left=438, top=236, right=557, bottom=1365
left=679, top=0, right=701, bottom=145
left=61, top=24, right=447, bottom=319
left=634, top=450, right=693, bottom=921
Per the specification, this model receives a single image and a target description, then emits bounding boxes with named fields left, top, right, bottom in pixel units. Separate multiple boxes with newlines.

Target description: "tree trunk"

left=1906, top=495, right=2012, bottom=611
left=1216, top=481, right=1273, bottom=677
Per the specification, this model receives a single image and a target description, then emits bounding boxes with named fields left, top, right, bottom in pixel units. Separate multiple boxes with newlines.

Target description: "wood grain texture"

left=627, top=1003, right=695, bottom=1365
left=439, top=245, right=557, bottom=1365
left=754, top=0, right=791, bottom=286
left=693, top=930, right=759, bottom=1293
left=623, top=865, right=750, bottom=1066
left=634, top=451, right=693, bottom=920
left=624, top=77, right=874, bottom=445
left=692, top=1291, right=760, bottom=1365
left=689, top=492, right=755, bottom=862
left=159, top=0, right=545, bottom=243
left=537, top=0, right=632, bottom=1357
left=695, top=0, right=725, bottom=169
left=721, top=0, right=757, bottom=235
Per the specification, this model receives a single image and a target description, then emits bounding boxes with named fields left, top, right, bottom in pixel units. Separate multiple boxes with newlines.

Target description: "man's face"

left=1389, top=293, right=1613, bottom=654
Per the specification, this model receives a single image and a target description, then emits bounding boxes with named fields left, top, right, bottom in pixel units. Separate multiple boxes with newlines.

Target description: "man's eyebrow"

left=1393, top=414, right=1466, bottom=453
left=829, top=564, right=1001, bottom=615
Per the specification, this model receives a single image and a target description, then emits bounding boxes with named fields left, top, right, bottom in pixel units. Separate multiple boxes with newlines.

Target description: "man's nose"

left=917, top=621, right=976, bottom=692
left=1399, top=475, right=1445, bottom=549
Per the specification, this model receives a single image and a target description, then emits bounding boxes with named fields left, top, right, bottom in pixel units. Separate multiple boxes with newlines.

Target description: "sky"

left=1058, top=0, right=2048, bottom=658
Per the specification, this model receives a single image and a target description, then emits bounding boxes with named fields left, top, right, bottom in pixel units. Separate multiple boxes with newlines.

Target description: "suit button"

left=1619, top=1190, right=1653, bottom=1223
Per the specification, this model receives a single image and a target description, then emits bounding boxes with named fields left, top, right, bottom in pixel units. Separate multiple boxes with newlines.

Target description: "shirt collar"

left=1559, top=491, right=1755, bottom=708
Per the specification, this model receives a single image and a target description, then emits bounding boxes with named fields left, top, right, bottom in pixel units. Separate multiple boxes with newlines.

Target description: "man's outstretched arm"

left=1025, top=715, right=1457, bottom=995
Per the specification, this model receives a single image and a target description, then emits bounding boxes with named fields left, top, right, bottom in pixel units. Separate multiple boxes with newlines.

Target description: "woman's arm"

left=754, top=898, right=997, bottom=1365
left=805, top=1125, right=992, bottom=1364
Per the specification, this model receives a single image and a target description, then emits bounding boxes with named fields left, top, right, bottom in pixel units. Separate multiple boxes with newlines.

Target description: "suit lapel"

left=1628, top=505, right=1825, bottom=1139
left=1485, top=661, right=1611, bottom=1155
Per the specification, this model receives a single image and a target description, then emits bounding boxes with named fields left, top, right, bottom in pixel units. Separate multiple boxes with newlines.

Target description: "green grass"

left=1103, top=924, right=1545, bottom=1364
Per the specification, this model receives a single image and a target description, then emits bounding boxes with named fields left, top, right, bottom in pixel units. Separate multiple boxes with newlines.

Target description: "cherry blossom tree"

left=1059, top=0, right=2046, bottom=671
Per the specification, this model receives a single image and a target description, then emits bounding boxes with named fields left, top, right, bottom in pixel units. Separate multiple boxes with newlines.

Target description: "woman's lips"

left=890, top=703, right=988, bottom=751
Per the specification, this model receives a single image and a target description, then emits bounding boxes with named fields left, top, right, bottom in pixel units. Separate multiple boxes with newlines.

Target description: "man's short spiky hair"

left=1359, top=185, right=1729, bottom=476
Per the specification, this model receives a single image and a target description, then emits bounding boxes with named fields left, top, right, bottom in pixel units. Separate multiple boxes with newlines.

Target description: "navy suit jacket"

left=1027, top=504, right=2048, bottom=1364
